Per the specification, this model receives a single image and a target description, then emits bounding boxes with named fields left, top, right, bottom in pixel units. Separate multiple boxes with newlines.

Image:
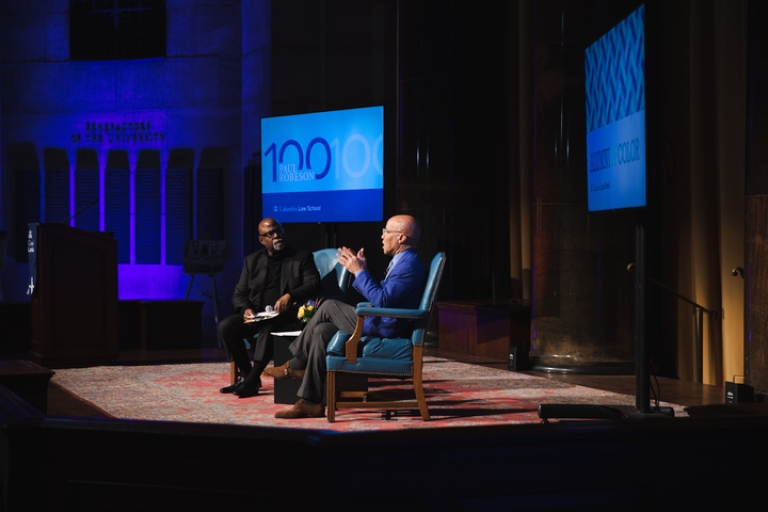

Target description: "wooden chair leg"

left=413, top=371, right=430, bottom=421
left=230, top=361, right=239, bottom=385
left=413, top=347, right=430, bottom=420
left=327, top=371, right=337, bottom=422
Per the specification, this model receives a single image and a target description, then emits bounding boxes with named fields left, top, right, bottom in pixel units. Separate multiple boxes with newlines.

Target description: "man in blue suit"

left=264, top=214, right=426, bottom=419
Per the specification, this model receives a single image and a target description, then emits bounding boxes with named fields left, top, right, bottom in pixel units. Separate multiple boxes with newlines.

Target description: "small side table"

left=272, top=332, right=301, bottom=404
left=271, top=332, right=368, bottom=405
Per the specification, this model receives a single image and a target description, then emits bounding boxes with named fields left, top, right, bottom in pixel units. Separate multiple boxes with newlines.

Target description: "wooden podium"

left=29, top=223, right=118, bottom=368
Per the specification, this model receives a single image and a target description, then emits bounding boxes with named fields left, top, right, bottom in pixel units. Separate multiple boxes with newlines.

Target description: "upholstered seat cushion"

left=326, top=331, right=413, bottom=360
left=326, top=330, right=414, bottom=374
left=326, top=353, right=413, bottom=375
left=359, top=337, right=412, bottom=360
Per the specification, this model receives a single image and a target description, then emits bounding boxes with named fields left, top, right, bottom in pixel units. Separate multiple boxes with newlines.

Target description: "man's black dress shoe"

left=220, top=377, right=246, bottom=394
left=234, top=378, right=261, bottom=398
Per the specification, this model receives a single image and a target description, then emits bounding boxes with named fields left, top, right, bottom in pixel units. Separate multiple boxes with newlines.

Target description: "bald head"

left=388, top=214, right=420, bottom=244
left=258, top=217, right=282, bottom=233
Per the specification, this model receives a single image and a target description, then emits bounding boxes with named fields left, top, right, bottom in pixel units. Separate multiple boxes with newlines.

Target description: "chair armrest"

left=342, top=304, right=429, bottom=362
left=344, top=316, right=366, bottom=363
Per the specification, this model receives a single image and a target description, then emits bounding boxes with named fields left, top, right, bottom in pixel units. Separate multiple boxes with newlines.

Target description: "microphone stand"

left=61, top=198, right=98, bottom=225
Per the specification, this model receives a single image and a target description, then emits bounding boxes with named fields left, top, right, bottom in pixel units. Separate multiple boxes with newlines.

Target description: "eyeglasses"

left=382, top=228, right=402, bottom=236
left=258, top=228, right=284, bottom=239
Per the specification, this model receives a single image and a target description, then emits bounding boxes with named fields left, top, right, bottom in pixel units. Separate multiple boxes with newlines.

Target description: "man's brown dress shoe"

left=275, top=399, right=325, bottom=419
left=263, top=361, right=305, bottom=380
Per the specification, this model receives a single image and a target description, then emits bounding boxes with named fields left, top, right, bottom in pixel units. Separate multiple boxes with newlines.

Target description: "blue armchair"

left=325, top=251, right=446, bottom=422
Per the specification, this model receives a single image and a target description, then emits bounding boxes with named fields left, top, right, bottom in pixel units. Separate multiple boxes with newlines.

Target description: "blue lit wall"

left=0, top=1, right=273, bottom=343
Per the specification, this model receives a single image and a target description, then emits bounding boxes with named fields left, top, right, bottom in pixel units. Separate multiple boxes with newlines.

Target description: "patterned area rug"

left=50, top=357, right=687, bottom=431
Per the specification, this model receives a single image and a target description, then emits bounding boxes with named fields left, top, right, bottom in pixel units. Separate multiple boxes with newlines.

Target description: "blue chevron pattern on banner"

left=585, top=5, right=645, bottom=133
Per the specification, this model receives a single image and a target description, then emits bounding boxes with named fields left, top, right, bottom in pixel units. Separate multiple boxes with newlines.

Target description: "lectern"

left=28, top=223, right=118, bottom=368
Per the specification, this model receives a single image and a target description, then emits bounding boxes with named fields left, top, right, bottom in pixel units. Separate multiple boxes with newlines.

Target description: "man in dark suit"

left=263, top=214, right=426, bottom=418
left=218, top=218, right=321, bottom=398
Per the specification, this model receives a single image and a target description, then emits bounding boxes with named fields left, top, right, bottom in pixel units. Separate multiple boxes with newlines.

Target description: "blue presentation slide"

left=587, top=111, right=646, bottom=212
left=585, top=5, right=646, bottom=212
left=261, top=105, right=384, bottom=222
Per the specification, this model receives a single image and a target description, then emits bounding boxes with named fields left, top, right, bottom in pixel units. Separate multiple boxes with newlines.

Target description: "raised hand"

left=337, top=246, right=367, bottom=274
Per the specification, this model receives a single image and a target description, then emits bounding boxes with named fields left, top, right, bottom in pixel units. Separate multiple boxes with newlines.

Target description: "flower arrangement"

left=297, top=298, right=322, bottom=323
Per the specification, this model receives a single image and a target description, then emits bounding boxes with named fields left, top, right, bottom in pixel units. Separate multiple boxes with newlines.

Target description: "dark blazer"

left=352, top=248, right=426, bottom=338
left=231, top=246, right=321, bottom=315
